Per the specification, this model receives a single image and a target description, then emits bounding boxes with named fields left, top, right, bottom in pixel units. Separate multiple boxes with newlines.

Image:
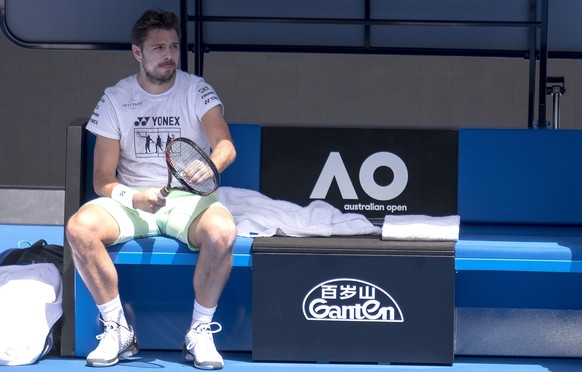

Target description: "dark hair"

left=131, top=9, right=180, bottom=48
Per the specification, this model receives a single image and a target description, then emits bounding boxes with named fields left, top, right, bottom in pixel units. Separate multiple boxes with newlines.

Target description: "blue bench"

left=63, top=119, right=261, bottom=357
left=454, top=128, right=582, bottom=357
left=62, top=122, right=582, bottom=358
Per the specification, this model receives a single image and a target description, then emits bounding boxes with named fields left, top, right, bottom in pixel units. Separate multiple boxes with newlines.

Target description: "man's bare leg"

left=66, top=204, right=120, bottom=305
left=183, top=205, right=236, bottom=370
left=66, top=204, right=138, bottom=367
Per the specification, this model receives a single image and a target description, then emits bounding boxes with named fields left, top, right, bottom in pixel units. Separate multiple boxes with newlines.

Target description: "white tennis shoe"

left=182, top=322, right=224, bottom=370
left=86, top=320, right=139, bottom=367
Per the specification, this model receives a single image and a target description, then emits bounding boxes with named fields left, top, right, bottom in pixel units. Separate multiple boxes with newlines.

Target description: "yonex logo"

left=134, top=116, right=182, bottom=127
left=134, top=117, right=150, bottom=126
left=302, top=278, right=404, bottom=323
left=310, top=152, right=409, bottom=201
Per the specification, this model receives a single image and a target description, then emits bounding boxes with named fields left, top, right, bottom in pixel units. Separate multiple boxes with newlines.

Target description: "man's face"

left=134, top=28, right=180, bottom=86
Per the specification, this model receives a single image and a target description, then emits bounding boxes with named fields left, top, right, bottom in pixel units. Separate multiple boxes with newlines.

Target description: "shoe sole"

left=86, top=342, right=139, bottom=367
left=194, top=361, right=224, bottom=370
left=182, top=345, right=223, bottom=370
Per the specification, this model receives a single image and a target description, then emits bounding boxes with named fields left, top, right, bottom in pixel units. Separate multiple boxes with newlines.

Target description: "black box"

left=252, top=236, right=455, bottom=365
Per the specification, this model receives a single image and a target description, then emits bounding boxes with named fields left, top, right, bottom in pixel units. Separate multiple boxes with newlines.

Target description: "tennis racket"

left=158, top=137, right=220, bottom=199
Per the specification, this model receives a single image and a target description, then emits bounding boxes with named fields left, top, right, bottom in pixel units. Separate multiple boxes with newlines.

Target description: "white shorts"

left=86, top=190, right=228, bottom=250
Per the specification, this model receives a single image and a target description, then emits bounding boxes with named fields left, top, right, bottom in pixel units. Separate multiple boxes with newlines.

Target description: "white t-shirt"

left=86, top=70, right=223, bottom=188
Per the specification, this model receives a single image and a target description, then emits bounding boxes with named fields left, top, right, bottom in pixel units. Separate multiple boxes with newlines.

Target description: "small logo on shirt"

left=123, top=100, right=143, bottom=109
left=134, top=117, right=150, bottom=126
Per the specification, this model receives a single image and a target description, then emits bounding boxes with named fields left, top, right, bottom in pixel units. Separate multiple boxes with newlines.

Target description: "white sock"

left=191, top=300, right=216, bottom=328
left=97, top=295, right=129, bottom=328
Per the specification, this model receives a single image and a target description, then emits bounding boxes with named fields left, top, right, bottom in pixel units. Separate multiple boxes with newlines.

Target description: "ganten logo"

left=302, top=278, right=404, bottom=323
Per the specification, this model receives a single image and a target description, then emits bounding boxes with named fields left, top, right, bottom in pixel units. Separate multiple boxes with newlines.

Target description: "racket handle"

left=158, top=187, right=170, bottom=200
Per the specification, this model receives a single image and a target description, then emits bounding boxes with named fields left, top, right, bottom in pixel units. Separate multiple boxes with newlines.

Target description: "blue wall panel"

left=458, top=129, right=582, bottom=225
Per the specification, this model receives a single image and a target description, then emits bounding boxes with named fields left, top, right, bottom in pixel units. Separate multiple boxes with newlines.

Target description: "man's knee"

left=66, top=210, right=94, bottom=244
left=210, top=217, right=236, bottom=251
left=192, top=206, right=236, bottom=249
left=66, top=205, right=118, bottom=248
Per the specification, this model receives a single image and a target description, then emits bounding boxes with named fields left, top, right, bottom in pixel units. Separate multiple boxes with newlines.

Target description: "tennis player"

left=66, top=9, right=236, bottom=370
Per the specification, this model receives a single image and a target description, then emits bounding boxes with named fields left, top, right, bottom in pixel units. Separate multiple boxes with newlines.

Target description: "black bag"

left=0, top=239, right=64, bottom=276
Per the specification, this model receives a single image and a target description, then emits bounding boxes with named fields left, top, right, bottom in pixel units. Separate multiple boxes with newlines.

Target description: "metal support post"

left=546, top=77, right=565, bottom=130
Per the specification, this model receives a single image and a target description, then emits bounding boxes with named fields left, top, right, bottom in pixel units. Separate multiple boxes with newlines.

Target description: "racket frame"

left=160, top=137, right=220, bottom=197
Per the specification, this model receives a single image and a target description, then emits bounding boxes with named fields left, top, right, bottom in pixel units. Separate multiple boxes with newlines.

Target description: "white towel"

left=382, top=214, right=460, bottom=241
left=216, top=186, right=381, bottom=237
left=0, top=263, right=62, bottom=366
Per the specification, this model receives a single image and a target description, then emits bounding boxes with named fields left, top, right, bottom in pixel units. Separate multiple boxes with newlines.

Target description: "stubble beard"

left=144, top=62, right=177, bottom=86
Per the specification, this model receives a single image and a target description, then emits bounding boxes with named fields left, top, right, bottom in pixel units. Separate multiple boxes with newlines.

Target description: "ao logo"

left=310, top=152, right=408, bottom=201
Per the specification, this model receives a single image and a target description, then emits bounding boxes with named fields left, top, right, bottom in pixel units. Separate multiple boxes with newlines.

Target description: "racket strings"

left=182, top=162, right=215, bottom=192
left=167, top=141, right=218, bottom=194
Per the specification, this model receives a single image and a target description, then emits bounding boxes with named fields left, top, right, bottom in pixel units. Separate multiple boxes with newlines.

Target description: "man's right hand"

left=133, top=188, right=167, bottom=213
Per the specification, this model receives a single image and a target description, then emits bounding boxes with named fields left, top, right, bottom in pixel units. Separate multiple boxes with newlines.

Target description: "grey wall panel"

left=0, top=188, right=64, bottom=224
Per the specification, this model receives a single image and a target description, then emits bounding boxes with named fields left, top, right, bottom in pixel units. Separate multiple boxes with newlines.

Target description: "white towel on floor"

left=0, top=263, right=62, bottom=366
left=216, top=186, right=381, bottom=237
left=381, top=214, right=460, bottom=241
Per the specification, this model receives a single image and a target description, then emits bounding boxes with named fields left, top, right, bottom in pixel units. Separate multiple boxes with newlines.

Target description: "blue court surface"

left=13, top=352, right=582, bottom=372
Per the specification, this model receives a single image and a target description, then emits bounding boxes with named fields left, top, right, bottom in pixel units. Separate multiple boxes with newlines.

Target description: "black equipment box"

left=252, top=236, right=455, bottom=365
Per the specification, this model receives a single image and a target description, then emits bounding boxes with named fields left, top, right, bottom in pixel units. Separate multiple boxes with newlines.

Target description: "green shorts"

left=86, top=190, right=225, bottom=250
